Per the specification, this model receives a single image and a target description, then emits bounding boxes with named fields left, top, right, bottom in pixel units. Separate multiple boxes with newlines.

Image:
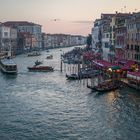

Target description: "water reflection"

left=0, top=47, right=140, bottom=140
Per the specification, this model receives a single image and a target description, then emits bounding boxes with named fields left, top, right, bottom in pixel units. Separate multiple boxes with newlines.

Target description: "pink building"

left=17, top=32, right=36, bottom=53
left=125, top=12, right=140, bottom=63
left=114, top=13, right=131, bottom=60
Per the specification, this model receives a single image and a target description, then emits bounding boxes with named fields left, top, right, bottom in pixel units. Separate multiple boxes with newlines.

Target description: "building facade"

left=0, top=25, right=17, bottom=56
left=42, top=33, right=86, bottom=49
left=3, top=21, right=42, bottom=49
left=17, top=32, right=36, bottom=54
left=115, top=14, right=131, bottom=60
left=125, top=12, right=140, bottom=63
left=91, top=19, right=102, bottom=49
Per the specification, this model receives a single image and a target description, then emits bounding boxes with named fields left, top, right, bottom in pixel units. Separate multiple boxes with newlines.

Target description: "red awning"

left=128, top=71, right=140, bottom=77
left=92, top=60, right=116, bottom=69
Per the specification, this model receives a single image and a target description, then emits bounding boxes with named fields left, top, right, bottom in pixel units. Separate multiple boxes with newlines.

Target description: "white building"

left=3, top=21, right=42, bottom=49
left=0, top=26, right=11, bottom=39
left=0, top=25, right=17, bottom=55
left=91, top=19, right=102, bottom=49
left=101, top=20, right=110, bottom=61
left=42, top=34, right=86, bottom=49
left=0, top=25, right=11, bottom=52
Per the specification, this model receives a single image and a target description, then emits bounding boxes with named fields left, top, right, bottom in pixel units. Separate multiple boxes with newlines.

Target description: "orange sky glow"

left=0, top=0, right=140, bottom=36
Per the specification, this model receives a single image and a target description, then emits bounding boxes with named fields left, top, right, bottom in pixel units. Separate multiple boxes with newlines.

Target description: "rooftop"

left=2, top=21, right=41, bottom=27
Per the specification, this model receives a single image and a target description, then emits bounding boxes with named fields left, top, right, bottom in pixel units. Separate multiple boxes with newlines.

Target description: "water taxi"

left=27, top=51, right=41, bottom=57
left=0, top=57, right=17, bottom=74
left=27, top=65, right=54, bottom=72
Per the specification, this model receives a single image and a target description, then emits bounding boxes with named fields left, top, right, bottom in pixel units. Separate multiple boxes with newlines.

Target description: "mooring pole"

left=60, top=60, right=63, bottom=72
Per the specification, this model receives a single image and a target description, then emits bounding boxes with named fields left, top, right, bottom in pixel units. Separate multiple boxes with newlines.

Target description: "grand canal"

left=0, top=46, right=140, bottom=140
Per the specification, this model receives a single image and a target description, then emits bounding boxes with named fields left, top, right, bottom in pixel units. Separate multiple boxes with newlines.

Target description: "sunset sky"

left=0, top=0, right=140, bottom=36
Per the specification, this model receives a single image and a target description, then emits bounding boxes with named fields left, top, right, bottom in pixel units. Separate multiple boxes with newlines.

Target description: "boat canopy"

left=1, top=59, right=17, bottom=66
left=108, top=66, right=121, bottom=70
left=127, top=71, right=140, bottom=80
left=92, top=60, right=116, bottom=69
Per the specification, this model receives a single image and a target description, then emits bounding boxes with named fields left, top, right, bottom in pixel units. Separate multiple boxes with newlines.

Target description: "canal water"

left=0, top=46, right=140, bottom=140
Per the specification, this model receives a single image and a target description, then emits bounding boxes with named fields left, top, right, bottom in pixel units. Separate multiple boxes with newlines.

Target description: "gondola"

left=66, top=74, right=79, bottom=80
left=87, top=84, right=119, bottom=92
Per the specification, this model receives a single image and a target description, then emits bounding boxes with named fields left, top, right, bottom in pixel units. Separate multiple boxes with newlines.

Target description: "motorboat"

left=27, top=65, right=54, bottom=72
left=27, top=51, right=41, bottom=57
left=46, top=54, right=53, bottom=59
left=34, top=60, right=43, bottom=66
left=66, top=73, right=79, bottom=80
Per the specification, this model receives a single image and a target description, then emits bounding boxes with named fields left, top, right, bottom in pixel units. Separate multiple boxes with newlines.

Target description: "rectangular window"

left=127, top=34, right=129, bottom=40
left=128, top=53, right=130, bottom=59
left=132, top=54, right=133, bottom=59
left=131, top=45, right=133, bottom=50
left=106, top=34, right=109, bottom=38
left=135, top=54, right=137, bottom=60
left=105, top=43, right=109, bottom=48
left=131, top=34, right=133, bottom=41
left=127, top=44, right=129, bottom=50
left=135, top=45, right=137, bottom=51
left=4, top=32, right=8, bottom=37
left=113, top=26, right=115, bottom=31
left=137, top=45, right=140, bottom=52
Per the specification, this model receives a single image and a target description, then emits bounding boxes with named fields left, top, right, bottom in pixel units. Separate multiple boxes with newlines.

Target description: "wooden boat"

left=87, top=80, right=120, bottom=92
left=79, top=69, right=100, bottom=78
left=66, top=70, right=100, bottom=80
left=87, top=85, right=119, bottom=92
left=66, top=74, right=79, bottom=80
left=127, top=79, right=140, bottom=91
left=27, top=65, right=54, bottom=72
left=0, top=58, right=17, bottom=74
left=46, top=54, right=53, bottom=59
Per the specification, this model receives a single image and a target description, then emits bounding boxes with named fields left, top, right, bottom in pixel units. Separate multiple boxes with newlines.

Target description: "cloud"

left=72, top=20, right=93, bottom=24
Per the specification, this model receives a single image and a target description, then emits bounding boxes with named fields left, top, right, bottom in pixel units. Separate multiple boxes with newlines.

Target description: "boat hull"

left=126, top=82, right=140, bottom=91
left=66, top=74, right=79, bottom=80
left=87, top=84, right=118, bottom=92
left=27, top=66, right=54, bottom=72
left=0, top=66, right=17, bottom=74
left=0, top=59, right=17, bottom=74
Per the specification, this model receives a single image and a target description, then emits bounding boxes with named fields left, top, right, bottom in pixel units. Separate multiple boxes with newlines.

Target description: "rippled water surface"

left=0, top=47, right=140, bottom=140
